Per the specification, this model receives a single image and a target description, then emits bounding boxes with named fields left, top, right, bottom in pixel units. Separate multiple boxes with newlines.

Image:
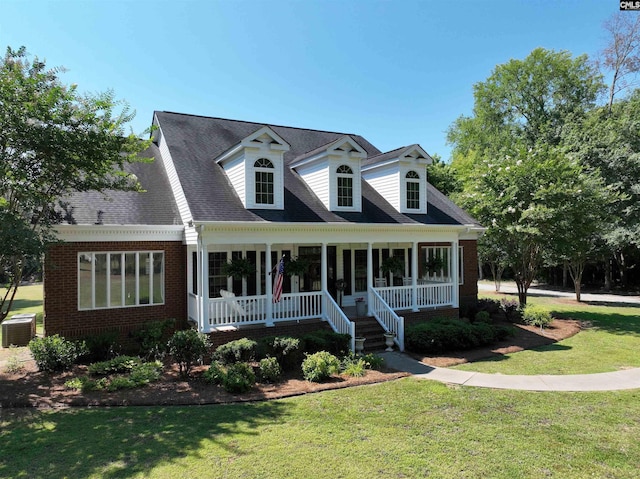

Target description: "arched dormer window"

left=336, top=165, right=353, bottom=207
left=406, top=170, right=420, bottom=209
left=254, top=158, right=274, bottom=205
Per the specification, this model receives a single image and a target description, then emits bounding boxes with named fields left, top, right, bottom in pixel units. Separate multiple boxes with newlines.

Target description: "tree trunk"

left=515, top=279, right=528, bottom=307
left=562, top=261, right=568, bottom=288
left=604, top=257, right=612, bottom=291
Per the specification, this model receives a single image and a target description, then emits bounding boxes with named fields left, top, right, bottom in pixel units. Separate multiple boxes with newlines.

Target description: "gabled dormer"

left=361, top=144, right=433, bottom=214
left=291, top=135, right=367, bottom=212
left=215, top=126, right=290, bottom=210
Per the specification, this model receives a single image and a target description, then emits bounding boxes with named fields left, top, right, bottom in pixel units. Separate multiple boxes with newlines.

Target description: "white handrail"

left=322, top=290, right=356, bottom=352
left=369, top=287, right=405, bottom=351
left=375, top=283, right=454, bottom=310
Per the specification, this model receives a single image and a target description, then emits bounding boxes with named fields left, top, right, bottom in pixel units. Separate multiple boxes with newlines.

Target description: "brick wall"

left=44, top=241, right=187, bottom=341
left=459, top=239, right=479, bottom=308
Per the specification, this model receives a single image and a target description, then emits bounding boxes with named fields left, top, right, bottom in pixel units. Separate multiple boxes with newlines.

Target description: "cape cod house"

left=44, top=112, right=483, bottom=351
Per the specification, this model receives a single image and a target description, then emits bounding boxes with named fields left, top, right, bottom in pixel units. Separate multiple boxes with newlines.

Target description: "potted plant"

left=383, top=330, right=395, bottom=351
left=423, top=256, right=445, bottom=276
left=355, top=297, right=367, bottom=316
left=221, top=257, right=256, bottom=280
left=285, top=257, right=310, bottom=292
left=380, top=255, right=404, bottom=278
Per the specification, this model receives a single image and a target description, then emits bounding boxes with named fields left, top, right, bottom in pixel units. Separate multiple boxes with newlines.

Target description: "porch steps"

left=353, top=316, right=387, bottom=352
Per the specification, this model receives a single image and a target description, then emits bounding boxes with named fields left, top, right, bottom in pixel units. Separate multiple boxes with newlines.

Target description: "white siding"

left=362, top=165, right=400, bottom=211
left=224, top=154, right=246, bottom=207
left=156, top=126, right=196, bottom=243
left=297, top=161, right=330, bottom=210
left=245, top=149, right=285, bottom=210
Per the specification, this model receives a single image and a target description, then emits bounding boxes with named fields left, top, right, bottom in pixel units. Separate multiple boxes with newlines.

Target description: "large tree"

left=0, top=46, right=150, bottom=322
left=449, top=48, right=607, bottom=305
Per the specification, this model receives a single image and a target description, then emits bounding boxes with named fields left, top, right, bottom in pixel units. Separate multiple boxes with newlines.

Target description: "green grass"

left=453, top=291, right=640, bottom=375
left=0, top=284, right=44, bottom=343
left=1, top=379, right=639, bottom=478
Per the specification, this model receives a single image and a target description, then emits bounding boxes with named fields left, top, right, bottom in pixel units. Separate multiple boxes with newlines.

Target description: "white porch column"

left=321, top=242, right=327, bottom=316
left=265, top=243, right=274, bottom=326
left=367, top=242, right=373, bottom=315
left=200, top=241, right=208, bottom=331
left=411, top=241, right=419, bottom=312
left=451, top=239, right=459, bottom=308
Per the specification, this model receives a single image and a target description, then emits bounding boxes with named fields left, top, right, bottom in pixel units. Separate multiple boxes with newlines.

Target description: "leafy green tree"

left=455, top=144, right=609, bottom=305
left=426, top=153, right=460, bottom=196
left=0, top=46, right=150, bottom=321
left=562, top=90, right=640, bottom=288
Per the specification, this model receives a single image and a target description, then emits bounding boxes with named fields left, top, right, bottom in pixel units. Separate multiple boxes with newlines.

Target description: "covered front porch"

left=187, top=223, right=465, bottom=351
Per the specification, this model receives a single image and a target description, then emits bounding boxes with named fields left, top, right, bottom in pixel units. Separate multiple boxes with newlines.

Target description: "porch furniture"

left=375, top=278, right=387, bottom=287
left=402, top=277, right=412, bottom=286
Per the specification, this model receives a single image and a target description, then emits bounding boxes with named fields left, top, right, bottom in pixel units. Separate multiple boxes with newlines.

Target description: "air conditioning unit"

left=2, top=314, right=36, bottom=348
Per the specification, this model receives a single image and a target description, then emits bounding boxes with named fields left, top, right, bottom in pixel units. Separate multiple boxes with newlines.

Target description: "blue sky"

left=0, top=0, right=628, bottom=160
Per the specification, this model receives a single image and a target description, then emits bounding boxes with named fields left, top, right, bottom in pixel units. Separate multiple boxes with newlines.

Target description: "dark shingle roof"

left=59, top=144, right=182, bottom=226
left=154, top=111, right=479, bottom=227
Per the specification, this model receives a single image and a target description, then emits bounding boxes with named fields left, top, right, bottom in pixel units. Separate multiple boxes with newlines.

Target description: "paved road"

left=478, top=281, right=640, bottom=305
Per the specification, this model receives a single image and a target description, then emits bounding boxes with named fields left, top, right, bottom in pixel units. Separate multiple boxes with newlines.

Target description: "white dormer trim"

left=291, top=135, right=366, bottom=213
left=361, top=144, right=433, bottom=215
left=215, top=126, right=290, bottom=210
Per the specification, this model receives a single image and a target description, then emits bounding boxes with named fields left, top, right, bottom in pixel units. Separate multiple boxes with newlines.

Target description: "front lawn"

left=453, top=291, right=640, bottom=375
left=1, top=379, right=639, bottom=478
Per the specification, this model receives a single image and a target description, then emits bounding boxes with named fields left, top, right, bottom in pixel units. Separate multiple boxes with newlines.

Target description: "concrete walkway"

left=380, top=351, right=640, bottom=391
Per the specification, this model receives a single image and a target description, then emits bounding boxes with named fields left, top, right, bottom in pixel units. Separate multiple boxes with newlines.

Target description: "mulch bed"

left=0, top=317, right=582, bottom=409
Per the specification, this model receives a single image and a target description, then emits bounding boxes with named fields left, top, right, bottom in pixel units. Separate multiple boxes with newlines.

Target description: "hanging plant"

left=221, top=258, right=255, bottom=279
left=285, top=257, right=310, bottom=277
left=380, top=256, right=404, bottom=276
left=424, top=256, right=445, bottom=274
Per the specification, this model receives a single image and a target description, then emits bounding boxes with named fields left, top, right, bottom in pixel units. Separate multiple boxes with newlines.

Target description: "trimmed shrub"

left=341, top=355, right=367, bottom=377
left=360, top=352, right=385, bottom=370
left=301, top=351, right=341, bottom=382
left=132, top=319, right=175, bottom=360
left=474, top=311, right=492, bottom=324
left=203, top=361, right=226, bottom=385
left=300, top=330, right=351, bottom=357
left=500, top=298, right=521, bottom=322
left=129, top=361, right=163, bottom=386
left=223, top=362, right=256, bottom=393
left=258, top=357, right=282, bottom=383
left=81, top=330, right=119, bottom=362
left=29, top=335, right=87, bottom=372
left=405, top=317, right=512, bottom=354
left=88, top=356, right=141, bottom=376
left=257, top=336, right=301, bottom=371
left=213, top=338, right=257, bottom=365
left=523, top=305, right=553, bottom=330
left=168, top=329, right=209, bottom=378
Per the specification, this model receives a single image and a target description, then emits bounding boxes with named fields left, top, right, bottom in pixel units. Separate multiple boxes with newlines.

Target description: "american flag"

left=272, top=257, right=285, bottom=303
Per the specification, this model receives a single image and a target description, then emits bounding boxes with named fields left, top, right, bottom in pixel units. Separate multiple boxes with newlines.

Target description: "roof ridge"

left=158, top=110, right=360, bottom=137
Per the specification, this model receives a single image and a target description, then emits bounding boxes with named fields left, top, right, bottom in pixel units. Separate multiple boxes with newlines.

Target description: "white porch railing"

left=369, top=287, right=404, bottom=351
left=205, top=291, right=323, bottom=333
left=322, top=291, right=356, bottom=351
left=375, top=282, right=454, bottom=310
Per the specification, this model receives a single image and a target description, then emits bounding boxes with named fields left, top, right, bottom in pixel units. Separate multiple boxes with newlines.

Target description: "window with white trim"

left=406, top=170, right=420, bottom=209
left=337, top=164, right=353, bottom=207
left=254, top=158, right=274, bottom=205
left=78, top=252, right=164, bottom=310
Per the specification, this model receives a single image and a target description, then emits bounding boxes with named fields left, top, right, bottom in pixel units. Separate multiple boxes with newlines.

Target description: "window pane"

left=139, top=253, right=151, bottom=305
left=95, top=254, right=108, bottom=308
left=79, top=253, right=93, bottom=309
left=125, top=253, right=137, bottom=305
left=338, top=177, right=353, bottom=207
left=406, top=181, right=419, bottom=209
left=354, top=250, right=367, bottom=292
left=255, top=171, right=274, bottom=204
left=209, top=252, right=228, bottom=298
left=110, top=253, right=123, bottom=307
left=153, top=252, right=164, bottom=304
